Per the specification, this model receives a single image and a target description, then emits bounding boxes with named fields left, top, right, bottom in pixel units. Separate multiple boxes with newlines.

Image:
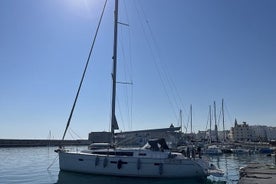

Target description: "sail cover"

left=112, top=115, right=119, bottom=130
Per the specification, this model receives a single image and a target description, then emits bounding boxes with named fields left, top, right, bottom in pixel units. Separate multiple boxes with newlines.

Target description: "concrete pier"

left=0, top=139, right=91, bottom=147
left=239, top=163, right=276, bottom=184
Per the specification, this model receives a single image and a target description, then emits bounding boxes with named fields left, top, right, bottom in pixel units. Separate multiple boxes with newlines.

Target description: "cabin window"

left=138, top=153, right=147, bottom=156
left=93, top=151, right=133, bottom=156
left=110, top=161, right=128, bottom=164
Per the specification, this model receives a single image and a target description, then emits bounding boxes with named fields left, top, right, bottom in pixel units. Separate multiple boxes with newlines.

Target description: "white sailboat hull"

left=58, top=151, right=208, bottom=178
left=204, top=145, right=223, bottom=155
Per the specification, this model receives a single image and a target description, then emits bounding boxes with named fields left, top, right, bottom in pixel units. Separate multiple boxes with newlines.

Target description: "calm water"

left=0, top=146, right=274, bottom=184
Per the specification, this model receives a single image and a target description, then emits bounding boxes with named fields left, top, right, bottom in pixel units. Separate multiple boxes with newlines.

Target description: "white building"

left=250, top=125, right=267, bottom=142
left=229, top=120, right=251, bottom=141
left=229, top=120, right=276, bottom=142
left=266, top=127, right=276, bottom=141
left=248, top=125, right=276, bottom=142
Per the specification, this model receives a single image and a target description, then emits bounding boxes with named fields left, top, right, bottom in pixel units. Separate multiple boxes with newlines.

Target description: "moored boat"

left=57, top=138, right=210, bottom=178
left=259, top=147, right=274, bottom=154
left=231, top=148, right=249, bottom=154
left=204, top=145, right=223, bottom=155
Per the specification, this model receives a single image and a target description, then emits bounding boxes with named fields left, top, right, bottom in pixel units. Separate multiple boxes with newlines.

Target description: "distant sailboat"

left=204, top=145, right=223, bottom=155
left=204, top=103, right=223, bottom=155
left=55, top=0, right=222, bottom=178
left=230, top=148, right=250, bottom=154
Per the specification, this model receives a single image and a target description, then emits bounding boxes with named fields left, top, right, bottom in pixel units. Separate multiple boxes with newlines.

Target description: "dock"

left=0, top=139, right=91, bottom=147
left=239, top=163, right=276, bottom=184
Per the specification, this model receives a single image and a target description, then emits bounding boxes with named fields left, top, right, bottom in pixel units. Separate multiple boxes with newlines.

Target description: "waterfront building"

left=229, top=120, right=251, bottom=141
left=250, top=126, right=276, bottom=142
left=196, top=130, right=230, bottom=143
left=228, top=121, right=276, bottom=142
left=250, top=125, right=268, bottom=142
left=266, top=127, right=276, bottom=141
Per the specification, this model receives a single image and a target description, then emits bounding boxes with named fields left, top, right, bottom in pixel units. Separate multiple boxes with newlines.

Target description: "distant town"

left=1, top=119, right=275, bottom=148
left=89, top=119, right=276, bottom=147
left=197, top=119, right=276, bottom=143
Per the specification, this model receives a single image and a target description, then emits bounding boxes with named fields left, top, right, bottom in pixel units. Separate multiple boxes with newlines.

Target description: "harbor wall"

left=0, top=139, right=91, bottom=147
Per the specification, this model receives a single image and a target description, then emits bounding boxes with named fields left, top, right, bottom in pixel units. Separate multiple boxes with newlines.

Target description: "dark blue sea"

left=0, top=146, right=274, bottom=184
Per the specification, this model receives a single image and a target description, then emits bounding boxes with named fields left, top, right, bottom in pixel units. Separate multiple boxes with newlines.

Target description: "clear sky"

left=0, top=0, right=275, bottom=139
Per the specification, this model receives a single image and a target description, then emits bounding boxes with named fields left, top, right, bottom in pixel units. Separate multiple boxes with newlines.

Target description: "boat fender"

left=159, top=163, right=163, bottom=175
left=117, top=159, right=123, bottom=169
left=103, top=157, right=108, bottom=168
left=137, top=158, right=141, bottom=170
left=95, top=156, right=99, bottom=166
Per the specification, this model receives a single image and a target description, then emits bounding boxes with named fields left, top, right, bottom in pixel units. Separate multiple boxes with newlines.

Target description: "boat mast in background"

left=222, top=98, right=226, bottom=142
left=180, top=109, right=183, bottom=132
left=190, top=105, right=193, bottom=134
left=214, top=101, right=219, bottom=142
left=209, top=105, right=212, bottom=144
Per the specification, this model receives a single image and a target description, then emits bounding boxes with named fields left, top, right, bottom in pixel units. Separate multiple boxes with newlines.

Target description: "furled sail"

left=112, top=115, right=119, bottom=130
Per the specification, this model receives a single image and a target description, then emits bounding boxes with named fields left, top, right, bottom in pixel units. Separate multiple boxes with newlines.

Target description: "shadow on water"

left=54, top=171, right=222, bottom=184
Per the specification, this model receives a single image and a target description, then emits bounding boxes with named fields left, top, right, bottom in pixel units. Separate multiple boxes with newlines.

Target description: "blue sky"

left=0, top=0, right=275, bottom=139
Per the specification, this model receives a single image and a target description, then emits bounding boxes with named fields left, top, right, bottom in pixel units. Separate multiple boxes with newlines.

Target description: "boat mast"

left=222, top=98, right=225, bottom=142
left=180, top=109, right=182, bottom=132
left=214, top=101, right=218, bottom=142
left=190, top=105, right=192, bottom=134
left=111, top=0, right=119, bottom=145
left=209, top=105, right=212, bottom=144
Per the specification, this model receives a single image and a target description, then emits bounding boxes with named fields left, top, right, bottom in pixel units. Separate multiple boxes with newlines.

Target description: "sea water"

left=0, top=146, right=274, bottom=184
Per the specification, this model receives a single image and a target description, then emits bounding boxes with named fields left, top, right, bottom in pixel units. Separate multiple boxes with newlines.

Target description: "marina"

left=0, top=0, right=275, bottom=183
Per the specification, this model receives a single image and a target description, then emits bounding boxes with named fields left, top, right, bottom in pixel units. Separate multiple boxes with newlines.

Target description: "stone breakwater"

left=0, top=139, right=91, bottom=147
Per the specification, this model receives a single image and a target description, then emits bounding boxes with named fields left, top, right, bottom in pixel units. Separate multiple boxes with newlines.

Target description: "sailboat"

left=56, top=0, right=217, bottom=178
left=204, top=103, right=223, bottom=155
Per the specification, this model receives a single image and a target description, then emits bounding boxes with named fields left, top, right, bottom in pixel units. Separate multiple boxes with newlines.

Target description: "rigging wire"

left=61, top=0, right=108, bottom=141
left=68, top=129, right=75, bottom=140
left=69, top=127, right=82, bottom=139
left=47, top=155, right=59, bottom=170
left=217, top=106, right=222, bottom=128
left=118, top=15, right=132, bottom=131
left=134, top=0, right=191, bottom=125
left=122, top=0, right=134, bottom=131
left=117, top=97, right=126, bottom=131
left=133, top=0, right=179, bottom=121
left=224, top=101, right=234, bottom=130
left=145, top=18, right=188, bottom=116
left=204, top=110, right=210, bottom=140
left=146, top=19, right=181, bottom=117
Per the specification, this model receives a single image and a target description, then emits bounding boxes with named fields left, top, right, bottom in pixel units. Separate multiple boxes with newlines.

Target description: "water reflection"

left=2, top=147, right=275, bottom=184
left=55, top=171, right=214, bottom=184
left=207, top=153, right=274, bottom=183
